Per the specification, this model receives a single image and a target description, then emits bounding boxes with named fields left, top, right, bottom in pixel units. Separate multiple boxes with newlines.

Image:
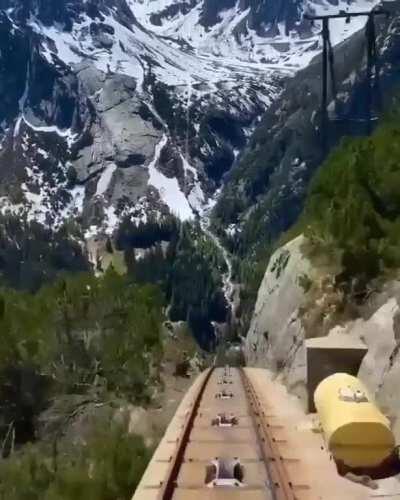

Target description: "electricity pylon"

left=305, top=9, right=389, bottom=152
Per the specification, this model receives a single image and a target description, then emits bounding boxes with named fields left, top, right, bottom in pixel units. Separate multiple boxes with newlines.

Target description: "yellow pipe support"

left=314, top=372, right=395, bottom=468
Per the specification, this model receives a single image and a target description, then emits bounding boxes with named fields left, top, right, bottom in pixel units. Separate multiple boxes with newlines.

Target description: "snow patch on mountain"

left=22, top=119, right=78, bottom=149
left=129, top=0, right=379, bottom=69
left=181, top=154, right=206, bottom=213
left=149, top=135, right=194, bottom=220
left=0, top=163, right=84, bottom=228
left=32, top=9, right=286, bottom=100
left=322, top=0, right=383, bottom=45
left=96, top=165, right=117, bottom=197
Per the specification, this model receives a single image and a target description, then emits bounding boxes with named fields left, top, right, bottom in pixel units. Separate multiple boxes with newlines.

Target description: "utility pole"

left=305, top=9, right=388, bottom=151
left=321, top=18, right=329, bottom=153
left=365, top=15, right=383, bottom=135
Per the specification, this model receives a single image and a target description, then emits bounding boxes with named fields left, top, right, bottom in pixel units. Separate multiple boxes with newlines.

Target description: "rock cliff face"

left=244, top=235, right=400, bottom=441
left=244, top=235, right=315, bottom=404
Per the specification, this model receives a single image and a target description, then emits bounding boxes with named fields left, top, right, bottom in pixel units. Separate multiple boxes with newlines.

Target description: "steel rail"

left=240, top=368, right=297, bottom=500
left=157, top=367, right=214, bottom=500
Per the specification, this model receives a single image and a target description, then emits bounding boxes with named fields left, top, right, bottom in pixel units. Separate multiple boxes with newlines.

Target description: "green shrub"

left=0, top=421, right=151, bottom=500
left=301, top=117, right=400, bottom=281
left=0, top=269, right=164, bottom=445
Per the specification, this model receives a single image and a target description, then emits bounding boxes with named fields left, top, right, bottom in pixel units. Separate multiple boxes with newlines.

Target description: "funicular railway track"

left=134, top=367, right=400, bottom=500
left=134, top=367, right=309, bottom=500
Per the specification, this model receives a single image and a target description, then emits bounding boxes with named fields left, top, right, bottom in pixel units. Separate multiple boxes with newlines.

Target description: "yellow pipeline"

left=314, top=373, right=395, bottom=468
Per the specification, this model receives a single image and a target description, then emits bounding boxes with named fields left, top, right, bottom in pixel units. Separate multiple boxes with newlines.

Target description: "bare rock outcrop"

left=244, top=235, right=317, bottom=403
left=245, top=234, right=400, bottom=431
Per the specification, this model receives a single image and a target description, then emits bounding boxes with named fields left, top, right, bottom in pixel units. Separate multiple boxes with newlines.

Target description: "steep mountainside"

left=130, top=0, right=378, bottom=63
left=213, top=0, right=400, bottom=260
left=244, top=100, right=400, bottom=440
left=131, top=0, right=374, bottom=66
left=0, top=0, right=376, bottom=239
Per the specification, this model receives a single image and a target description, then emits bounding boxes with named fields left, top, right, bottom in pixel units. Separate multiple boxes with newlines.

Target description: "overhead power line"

left=304, top=8, right=389, bottom=152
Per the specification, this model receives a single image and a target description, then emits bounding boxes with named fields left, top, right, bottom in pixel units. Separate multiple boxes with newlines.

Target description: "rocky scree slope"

left=0, top=0, right=377, bottom=241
